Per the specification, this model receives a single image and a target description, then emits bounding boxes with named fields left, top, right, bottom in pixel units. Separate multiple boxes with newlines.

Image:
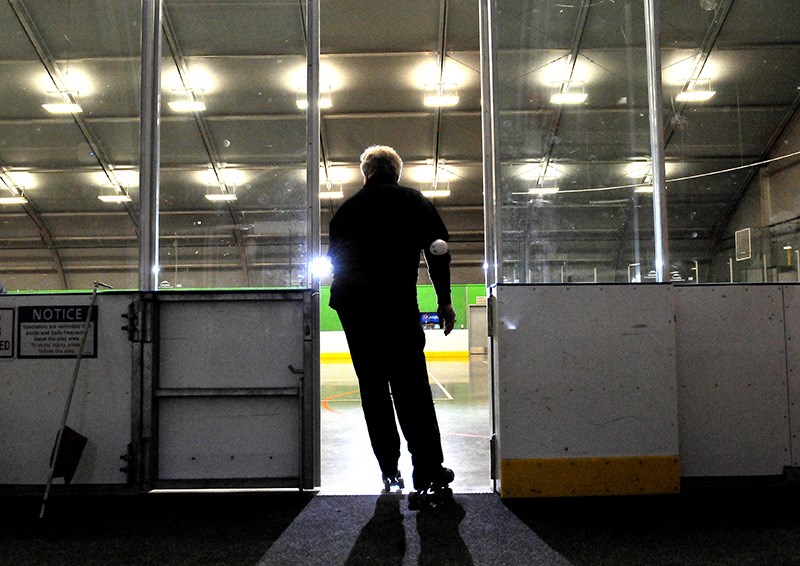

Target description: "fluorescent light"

left=675, top=89, right=716, bottom=102
left=635, top=185, right=654, bottom=194
left=783, top=245, right=793, bottom=250
left=550, top=92, right=588, bottom=104
left=528, top=187, right=559, bottom=195
left=0, top=196, right=28, bottom=205
left=423, top=83, right=459, bottom=108
left=421, top=189, right=451, bottom=198
left=423, top=93, right=459, bottom=107
left=42, top=102, right=83, bottom=114
left=319, top=191, right=344, bottom=199
left=296, top=96, right=333, bottom=110
left=205, top=193, right=237, bottom=202
left=98, top=194, right=132, bottom=203
left=168, top=100, right=206, bottom=112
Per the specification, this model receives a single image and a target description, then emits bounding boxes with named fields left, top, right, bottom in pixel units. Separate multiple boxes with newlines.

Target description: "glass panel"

left=661, top=1, right=800, bottom=283
left=159, top=0, right=309, bottom=290
left=494, top=1, right=654, bottom=283
left=0, top=1, right=141, bottom=291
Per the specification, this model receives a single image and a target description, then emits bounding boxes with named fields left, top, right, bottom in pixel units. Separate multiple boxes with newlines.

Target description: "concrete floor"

left=319, top=354, right=492, bottom=495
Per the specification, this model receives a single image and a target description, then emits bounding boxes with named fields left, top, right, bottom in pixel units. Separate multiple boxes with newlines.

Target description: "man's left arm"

left=420, top=198, right=456, bottom=335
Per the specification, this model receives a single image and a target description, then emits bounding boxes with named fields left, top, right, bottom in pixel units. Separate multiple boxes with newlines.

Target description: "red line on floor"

left=321, top=389, right=360, bottom=413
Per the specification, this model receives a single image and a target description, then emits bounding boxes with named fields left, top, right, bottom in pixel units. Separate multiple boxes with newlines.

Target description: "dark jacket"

left=328, top=175, right=451, bottom=312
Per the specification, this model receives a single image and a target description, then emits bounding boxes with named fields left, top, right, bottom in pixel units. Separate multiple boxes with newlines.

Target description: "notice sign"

left=17, top=305, right=98, bottom=359
left=0, top=308, right=13, bottom=358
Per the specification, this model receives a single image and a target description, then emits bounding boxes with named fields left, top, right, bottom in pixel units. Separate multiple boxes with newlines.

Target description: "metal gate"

left=130, top=290, right=318, bottom=490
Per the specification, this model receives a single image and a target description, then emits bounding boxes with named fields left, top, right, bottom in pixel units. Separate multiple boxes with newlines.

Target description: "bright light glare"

left=0, top=196, right=28, bottom=205
left=405, top=164, right=458, bottom=184
left=319, top=191, right=344, bottom=199
left=421, top=189, right=451, bottom=198
left=538, top=59, right=595, bottom=88
left=423, top=93, right=459, bottom=107
left=42, top=102, right=83, bottom=114
left=296, top=96, right=333, bottom=110
left=675, top=89, right=716, bottom=102
left=310, top=255, right=333, bottom=278
left=168, top=100, right=207, bottom=112
left=163, top=66, right=217, bottom=94
left=38, top=69, right=93, bottom=96
left=550, top=92, right=587, bottom=104
left=6, top=171, right=36, bottom=189
left=635, top=185, right=654, bottom=194
left=205, top=193, right=237, bottom=202
left=286, top=63, right=345, bottom=94
left=412, top=60, right=471, bottom=90
left=98, top=194, right=132, bottom=203
left=518, top=164, right=561, bottom=181
left=528, top=187, right=559, bottom=195
left=200, top=168, right=247, bottom=186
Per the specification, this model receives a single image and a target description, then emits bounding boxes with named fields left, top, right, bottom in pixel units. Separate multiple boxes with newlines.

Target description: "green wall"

left=320, top=283, right=487, bottom=331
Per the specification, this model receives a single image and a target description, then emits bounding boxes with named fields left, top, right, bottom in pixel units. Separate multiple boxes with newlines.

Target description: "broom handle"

left=40, top=281, right=111, bottom=519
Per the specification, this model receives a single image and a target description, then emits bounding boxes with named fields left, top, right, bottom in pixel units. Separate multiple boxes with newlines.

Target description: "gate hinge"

left=122, top=299, right=153, bottom=343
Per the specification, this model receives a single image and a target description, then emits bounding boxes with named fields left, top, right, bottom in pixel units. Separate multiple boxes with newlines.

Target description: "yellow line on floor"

left=321, top=351, right=469, bottom=363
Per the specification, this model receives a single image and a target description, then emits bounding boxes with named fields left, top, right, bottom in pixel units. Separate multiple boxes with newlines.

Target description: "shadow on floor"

left=0, top=491, right=315, bottom=566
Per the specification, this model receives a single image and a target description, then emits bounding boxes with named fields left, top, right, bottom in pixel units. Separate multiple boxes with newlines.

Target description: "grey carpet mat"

left=257, top=493, right=570, bottom=565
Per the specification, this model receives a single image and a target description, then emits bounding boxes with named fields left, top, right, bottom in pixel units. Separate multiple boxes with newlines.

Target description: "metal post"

left=729, top=257, right=734, bottom=282
left=139, top=0, right=162, bottom=292
left=305, top=0, right=321, bottom=489
left=479, top=0, right=501, bottom=287
left=643, top=0, right=670, bottom=282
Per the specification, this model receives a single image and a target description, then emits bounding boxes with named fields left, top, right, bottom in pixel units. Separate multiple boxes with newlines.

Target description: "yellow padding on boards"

left=500, top=455, right=680, bottom=498
left=321, top=351, right=468, bottom=363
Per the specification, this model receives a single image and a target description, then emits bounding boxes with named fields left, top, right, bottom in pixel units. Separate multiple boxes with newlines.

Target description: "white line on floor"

left=428, top=371, right=454, bottom=400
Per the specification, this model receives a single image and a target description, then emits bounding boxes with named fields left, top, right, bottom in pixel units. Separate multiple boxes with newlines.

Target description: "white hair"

left=360, top=145, right=403, bottom=181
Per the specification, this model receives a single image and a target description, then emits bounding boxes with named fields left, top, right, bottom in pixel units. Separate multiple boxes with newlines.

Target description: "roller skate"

left=382, top=470, right=405, bottom=493
left=407, top=467, right=454, bottom=510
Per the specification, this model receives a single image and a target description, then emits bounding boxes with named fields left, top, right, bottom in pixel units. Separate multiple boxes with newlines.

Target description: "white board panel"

left=159, top=299, right=305, bottom=389
left=494, top=285, right=678, bottom=460
left=0, top=293, right=132, bottom=485
left=782, top=285, right=800, bottom=467
left=675, top=285, right=790, bottom=476
left=158, top=397, right=300, bottom=479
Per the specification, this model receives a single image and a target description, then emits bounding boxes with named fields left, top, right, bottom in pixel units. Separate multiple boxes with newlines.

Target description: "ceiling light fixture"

left=296, top=95, right=333, bottom=110
left=98, top=194, right=132, bottom=203
left=675, top=78, right=716, bottom=102
left=423, top=83, right=459, bottom=107
left=205, top=193, right=237, bottom=202
left=528, top=187, right=560, bottom=195
left=634, top=185, right=654, bottom=194
left=319, top=177, right=344, bottom=199
left=42, top=90, right=82, bottom=114
left=0, top=196, right=28, bottom=205
left=168, top=99, right=206, bottom=112
left=319, top=190, right=344, bottom=199
left=421, top=189, right=451, bottom=198
left=550, top=81, right=587, bottom=105
left=168, top=89, right=206, bottom=113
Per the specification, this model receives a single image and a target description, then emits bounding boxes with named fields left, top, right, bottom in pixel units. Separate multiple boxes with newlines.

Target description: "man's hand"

left=437, top=304, right=456, bottom=336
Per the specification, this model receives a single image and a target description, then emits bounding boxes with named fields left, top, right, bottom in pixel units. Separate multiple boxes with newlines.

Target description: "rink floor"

left=319, top=354, right=492, bottom=494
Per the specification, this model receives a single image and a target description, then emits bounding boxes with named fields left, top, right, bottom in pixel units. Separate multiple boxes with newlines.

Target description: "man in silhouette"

left=328, top=145, right=456, bottom=495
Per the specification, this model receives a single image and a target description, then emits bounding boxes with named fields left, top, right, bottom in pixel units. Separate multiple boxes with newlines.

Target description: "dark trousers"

left=336, top=306, right=444, bottom=481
